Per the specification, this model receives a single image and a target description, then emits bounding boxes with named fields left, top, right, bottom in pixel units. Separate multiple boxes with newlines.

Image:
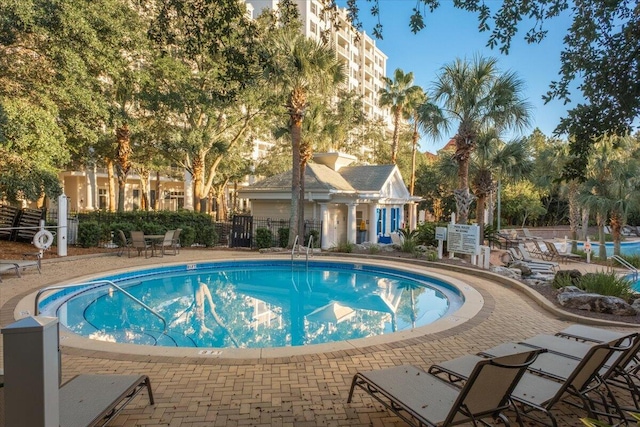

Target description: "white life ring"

left=33, top=230, right=54, bottom=250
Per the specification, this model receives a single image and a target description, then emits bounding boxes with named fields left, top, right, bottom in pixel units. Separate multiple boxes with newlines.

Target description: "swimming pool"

left=38, top=259, right=468, bottom=350
left=578, top=240, right=640, bottom=257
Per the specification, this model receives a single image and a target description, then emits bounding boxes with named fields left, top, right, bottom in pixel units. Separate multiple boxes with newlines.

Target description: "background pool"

left=44, top=260, right=463, bottom=349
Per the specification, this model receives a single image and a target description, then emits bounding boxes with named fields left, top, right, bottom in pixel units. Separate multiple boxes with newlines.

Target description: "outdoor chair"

left=116, top=230, right=132, bottom=257
left=347, top=348, right=545, bottom=427
left=542, top=240, right=581, bottom=263
left=172, top=228, right=182, bottom=254
left=0, top=262, right=20, bottom=282
left=429, top=337, right=631, bottom=427
left=59, top=374, right=154, bottom=427
left=0, top=252, right=42, bottom=281
left=159, top=230, right=177, bottom=256
left=505, top=249, right=556, bottom=274
left=129, top=231, right=151, bottom=258
left=521, top=228, right=543, bottom=240
left=517, top=244, right=559, bottom=270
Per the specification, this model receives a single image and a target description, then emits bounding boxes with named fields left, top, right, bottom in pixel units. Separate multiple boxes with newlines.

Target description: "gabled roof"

left=247, top=163, right=354, bottom=192
left=339, top=165, right=396, bottom=192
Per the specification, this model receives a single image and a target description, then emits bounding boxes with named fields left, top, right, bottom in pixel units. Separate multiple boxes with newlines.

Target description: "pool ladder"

left=609, top=255, right=638, bottom=280
left=34, top=280, right=168, bottom=332
left=291, top=234, right=314, bottom=266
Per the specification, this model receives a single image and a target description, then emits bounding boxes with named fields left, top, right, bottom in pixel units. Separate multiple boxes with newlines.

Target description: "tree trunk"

left=567, top=180, right=581, bottom=251
left=138, top=168, right=150, bottom=211
left=410, top=123, right=418, bottom=196
left=192, top=153, right=204, bottom=212
left=106, top=158, right=116, bottom=212
left=610, top=210, right=622, bottom=256
left=475, top=194, right=486, bottom=243
left=154, top=171, right=161, bottom=210
left=115, top=124, right=131, bottom=212
left=597, top=213, right=607, bottom=259
left=289, top=113, right=303, bottom=248
left=580, top=208, right=590, bottom=241
left=390, top=109, right=401, bottom=164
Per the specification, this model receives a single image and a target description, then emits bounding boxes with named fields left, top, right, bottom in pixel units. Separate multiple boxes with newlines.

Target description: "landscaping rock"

left=490, top=266, right=522, bottom=280
left=632, top=298, right=640, bottom=315
left=557, top=292, right=638, bottom=316
left=556, top=286, right=583, bottom=293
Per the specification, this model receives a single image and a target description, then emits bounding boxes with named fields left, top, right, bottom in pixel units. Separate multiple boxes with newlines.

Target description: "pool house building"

left=239, top=152, right=421, bottom=249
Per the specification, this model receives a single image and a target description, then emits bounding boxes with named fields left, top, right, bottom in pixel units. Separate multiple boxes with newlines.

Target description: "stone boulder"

left=632, top=298, right=640, bottom=315
left=557, top=291, right=638, bottom=316
left=490, top=266, right=522, bottom=280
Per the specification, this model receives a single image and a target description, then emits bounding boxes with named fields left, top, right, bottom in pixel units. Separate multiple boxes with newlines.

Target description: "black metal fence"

left=252, top=217, right=322, bottom=248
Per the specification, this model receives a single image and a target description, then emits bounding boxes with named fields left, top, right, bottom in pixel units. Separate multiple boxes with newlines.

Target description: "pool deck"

left=0, top=249, right=638, bottom=426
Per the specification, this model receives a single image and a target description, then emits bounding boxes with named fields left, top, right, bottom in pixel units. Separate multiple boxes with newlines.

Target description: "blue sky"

left=345, top=1, right=580, bottom=151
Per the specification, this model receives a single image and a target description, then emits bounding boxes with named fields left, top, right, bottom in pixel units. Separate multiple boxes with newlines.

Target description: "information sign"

left=446, top=224, right=480, bottom=255
left=435, top=227, right=447, bottom=241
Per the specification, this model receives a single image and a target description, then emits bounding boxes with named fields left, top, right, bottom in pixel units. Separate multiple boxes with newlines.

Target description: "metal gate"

left=229, top=215, right=253, bottom=248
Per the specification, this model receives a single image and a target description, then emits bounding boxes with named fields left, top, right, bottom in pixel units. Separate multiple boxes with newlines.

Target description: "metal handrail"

left=35, top=280, right=167, bottom=332
left=291, top=234, right=299, bottom=261
left=609, top=255, right=638, bottom=280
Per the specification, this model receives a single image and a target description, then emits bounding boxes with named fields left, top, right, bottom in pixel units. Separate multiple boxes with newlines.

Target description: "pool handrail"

left=34, top=280, right=168, bottom=333
left=291, top=234, right=313, bottom=266
left=609, top=255, right=639, bottom=280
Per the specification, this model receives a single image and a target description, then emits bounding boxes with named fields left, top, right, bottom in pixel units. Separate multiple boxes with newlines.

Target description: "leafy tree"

left=342, top=0, right=640, bottom=180
left=378, top=68, right=422, bottom=165
left=431, top=56, right=530, bottom=224
left=500, top=181, right=546, bottom=227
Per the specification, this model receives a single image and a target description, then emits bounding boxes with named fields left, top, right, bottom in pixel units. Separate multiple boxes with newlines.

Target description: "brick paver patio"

left=0, top=249, right=637, bottom=426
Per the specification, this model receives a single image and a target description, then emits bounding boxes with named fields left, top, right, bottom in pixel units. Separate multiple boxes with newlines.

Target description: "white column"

left=347, top=203, right=357, bottom=244
left=320, top=203, right=329, bottom=250
left=57, top=194, right=67, bottom=257
left=85, top=165, right=96, bottom=210
left=368, top=203, right=377, bottom=243
left=183, top=169, right=193, bottom=210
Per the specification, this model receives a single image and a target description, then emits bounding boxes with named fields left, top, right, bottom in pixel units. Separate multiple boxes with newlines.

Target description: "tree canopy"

left=339, top=0, right=640, bottom=178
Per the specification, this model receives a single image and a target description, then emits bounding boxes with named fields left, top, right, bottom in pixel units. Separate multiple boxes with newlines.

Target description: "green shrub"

left=180, top=226, right=196, bottom=247
left=278, top=227, right=289, bottom=248
left=305, top=229, right=320, bottom=248
left=199, top=226, right=218, bottom=247
left=77, top=221, right=101, bottom=248
left=141, top=222, right=164, bottom=235
left=552, top=269, right=582, bottom=289
left=578, top=272, right=633, bottom=299
left=619, top=254, right=640, bottom=269
left=335, top=241, right=354, bottom=253
left=256, top=228, right=273, bottom=249
left=368, top=244, right=380, bottom=254
left=424, top=249, right=438, bottom=261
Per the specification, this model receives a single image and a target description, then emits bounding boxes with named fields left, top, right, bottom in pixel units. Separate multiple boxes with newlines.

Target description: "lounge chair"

left=517, top=244, right=559, bottom=270
left=0, top=252, right=42, bottom=280
left=59, top=374, right=154, bottom=427
left=430, top=338, right=630, bottom=426
left=129, top=231, right=152, bottom=258
left=347, top=348, right=544, bottom=427
left=0, top=262, right=20, bottom=282
left=542, top=240, right=581, bottom=263
left=505, top=249, right=556, bottom=274
left=522, top=228, right=543, bottom=240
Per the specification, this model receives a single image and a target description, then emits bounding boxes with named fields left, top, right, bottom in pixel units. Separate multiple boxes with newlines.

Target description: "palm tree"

left=379, top=68, right=422, bottom=164
left=580, top=135, right=640, bottom=257
left=431, top=56, right=531, bottom=224
left=264, top=28, right=345, bottom=246
left=471, top=132, right=533, bottom=239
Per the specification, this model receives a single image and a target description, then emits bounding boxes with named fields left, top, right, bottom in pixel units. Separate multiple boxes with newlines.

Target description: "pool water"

left=578, top=241, right=640, bottom=257
left=43, top=260, right=463, bottom=349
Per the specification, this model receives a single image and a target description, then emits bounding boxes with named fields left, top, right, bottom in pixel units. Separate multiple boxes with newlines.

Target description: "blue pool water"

left=40, top=260, right=463, bottom=349
left=578, top=241, right=640, bottom=257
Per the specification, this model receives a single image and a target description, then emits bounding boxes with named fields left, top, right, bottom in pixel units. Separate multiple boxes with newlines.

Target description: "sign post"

left=435, top=227, right=447, bottom=259
left=584, top=237, right=592, bottom=263
left=446, top=223, right=481, bottom=265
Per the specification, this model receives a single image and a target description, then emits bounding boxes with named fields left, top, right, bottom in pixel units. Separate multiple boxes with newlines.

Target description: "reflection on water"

left=58, top=265, right=454, bottom=349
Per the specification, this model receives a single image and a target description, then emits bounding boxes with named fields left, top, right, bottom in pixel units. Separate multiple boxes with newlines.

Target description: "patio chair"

left=59, top=374, right=154, bottom=427
left=0, top=262, right=20, bottom=282
left=429, top=338, right=630, bottom=427
left=159, top=230, right=177, bottom=256
left=517, top=244, right=559, bottom=270
left=116, top=229, right=132, bottom=257
left=542, top=240, right=581, bottom=263
left=129, top=231, right=152, bottom=258
left=347, top=348, right=544, bottom=427
left=0, top=252, right=42, bottom=279
left=522, top=228, right=543, bottom=240
left=505, top=249, right=556, bottom=274
left=172, top=228, right=182, bottom=254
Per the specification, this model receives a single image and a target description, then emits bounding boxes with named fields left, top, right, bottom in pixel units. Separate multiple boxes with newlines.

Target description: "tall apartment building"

left=246, top=0, right=392, bottom=129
